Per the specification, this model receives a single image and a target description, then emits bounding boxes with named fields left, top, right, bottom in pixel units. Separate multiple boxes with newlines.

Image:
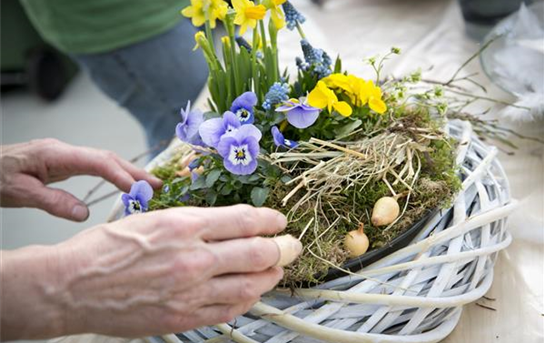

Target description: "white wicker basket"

left=109, top=120, right=516, bottom=343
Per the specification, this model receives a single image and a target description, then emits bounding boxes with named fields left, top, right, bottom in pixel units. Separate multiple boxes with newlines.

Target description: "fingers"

left=114, top=156, right=162, bottom=189
left=174, top=205, right=287, bottom=241
left=21, top=175, right=89, bottom=222
left=209, top=237, right=282, bottom=274
left=43, top=141, right=161, bottom=192
left=188, top=301, right=257, bottom=328
left=203, top=267, right=283, bottom=305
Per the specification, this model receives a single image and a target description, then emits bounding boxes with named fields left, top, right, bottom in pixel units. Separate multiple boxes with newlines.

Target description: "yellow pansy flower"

left=308, top=81, right=352, bottom=117
left=363, top=80, right=387, bottom=114
left=182, top=0, right=228, bottom=28
left=323, top=74, right=363, bottom=105
left=233, top=0, right=267, bottom=35
left=263, top=0, right=287, bottom=30
left=323, top=73, right=387, bottom=114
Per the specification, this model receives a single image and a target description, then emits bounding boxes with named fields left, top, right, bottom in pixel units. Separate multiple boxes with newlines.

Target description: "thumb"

left=31, top=186, right=90, bottom=222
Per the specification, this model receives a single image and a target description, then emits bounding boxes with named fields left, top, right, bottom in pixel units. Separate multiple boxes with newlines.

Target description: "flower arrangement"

left=124, top=0, right=465, bottom=286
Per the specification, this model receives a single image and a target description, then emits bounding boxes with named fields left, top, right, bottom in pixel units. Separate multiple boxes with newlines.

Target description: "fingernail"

left=72, top=205, right=89, bottom=221
left=276, top=212, right=287, bottom=229
left=276, top=267, right=284, bottom=279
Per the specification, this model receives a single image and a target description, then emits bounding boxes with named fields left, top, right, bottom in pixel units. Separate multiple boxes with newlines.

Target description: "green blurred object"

left=1, top=0, right=77, bottom=101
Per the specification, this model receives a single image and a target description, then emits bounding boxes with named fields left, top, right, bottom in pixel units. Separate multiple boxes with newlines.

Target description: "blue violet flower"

left=276, top=98, right=320, bottom=129
left=217, top=125, right=262, bottom=175
left=230, top=92, right=257, bottom=124
left=271, top=126, right=298, bottom=149
left=199, top=111, right=241, bottom=148
left=176, top=101, right=204, bottom=146
left=122, top=180, right=154, bottom=216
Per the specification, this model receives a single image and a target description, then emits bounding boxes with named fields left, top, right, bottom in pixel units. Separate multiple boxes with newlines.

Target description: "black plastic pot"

left=318, top=209, right=439, bottom=283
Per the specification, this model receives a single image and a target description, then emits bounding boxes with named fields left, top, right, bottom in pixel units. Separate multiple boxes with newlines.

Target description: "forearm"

left=1, top=245, right=67, bottom=340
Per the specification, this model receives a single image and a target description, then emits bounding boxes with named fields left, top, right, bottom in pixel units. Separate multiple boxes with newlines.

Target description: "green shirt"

left=20, top=0, right=189, bottom=54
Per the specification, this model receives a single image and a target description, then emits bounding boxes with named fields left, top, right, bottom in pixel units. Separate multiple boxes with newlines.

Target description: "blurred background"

left=1, top=0, right=542, bottom=342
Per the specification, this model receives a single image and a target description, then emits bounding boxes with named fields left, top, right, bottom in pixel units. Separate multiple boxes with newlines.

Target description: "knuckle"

left=36, top=137, right=61, bottom=146
left=234, top=204, right=259, bottom=236
left=104, top=150, right=119, bottom=161
left=239, top=277, right=259, bottom=300
left=248, top=237, right=272, bottom=270
left=219, top=306, right=240, bottom=323
left=193, top=249, right=218, bottom=271
left=166, top=214, right=205, bottom=238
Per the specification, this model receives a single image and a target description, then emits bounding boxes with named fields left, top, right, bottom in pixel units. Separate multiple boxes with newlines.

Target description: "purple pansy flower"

left=276, top=98, right=320, bottom=129
left=176, top=101, right=204, bottom=145
left=271, top=126, right=299, bottom=149
left=230, top=92, right=258, bottom=124
left=198, top=111, right=241, bottom=148
left=122, top=180, right=154, bottom=216
left=217, top=125, right=262, bottom=175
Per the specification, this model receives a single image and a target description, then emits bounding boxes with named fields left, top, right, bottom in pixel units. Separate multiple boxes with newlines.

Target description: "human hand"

left=0, top=139, right=162, bottom=221
left=0, top=205, right=292, bottom=340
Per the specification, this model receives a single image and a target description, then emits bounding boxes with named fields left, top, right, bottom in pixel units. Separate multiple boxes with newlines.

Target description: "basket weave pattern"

left=140, top=120, right=515, bottom=343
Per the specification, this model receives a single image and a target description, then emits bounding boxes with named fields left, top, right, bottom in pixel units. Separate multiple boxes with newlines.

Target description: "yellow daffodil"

left=308, top=81, right=352, bottom=117
left=263, top=0, right=287, bottom=30
left=182, top=0, right=228, bottom=28
left=233, top=0, right=267, bottom=35
left=182, top=0, right=206, bottom=27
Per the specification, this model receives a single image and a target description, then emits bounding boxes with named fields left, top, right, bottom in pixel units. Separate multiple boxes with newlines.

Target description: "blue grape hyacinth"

left=262, top=82, right=290, bottom=111
left=282, top=1, right=306, bottom=30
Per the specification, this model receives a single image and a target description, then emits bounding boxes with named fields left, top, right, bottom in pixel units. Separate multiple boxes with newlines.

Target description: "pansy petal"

left=198, top=118, right=225, bottom=148
left=333, top=101, right=353, bottom=117
left=236, top=124, right=262, bottom=142
left=217, top=136, right=237, bottom=158
left=130, top=180, right=154, bottom=201
left=369, top=98, right=387, bottom=114
left=231, top=91, right=258, bottom=111
left=271, top=126, right=284, bottom=147
left=286, top=106, right=320, bottom=129
left=121, top=193, right=132, bottom=208
left=275, top=104, right=294, bottom=112
left=223, top=111, right=242, bottom=131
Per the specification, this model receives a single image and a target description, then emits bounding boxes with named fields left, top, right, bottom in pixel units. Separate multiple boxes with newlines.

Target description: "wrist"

left=1, top=245, right=67, bottom=340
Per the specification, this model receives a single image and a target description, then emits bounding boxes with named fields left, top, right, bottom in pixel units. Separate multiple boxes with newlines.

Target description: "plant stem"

left=205, top=21, right=215, bottom=56
left=225, top=14, right=241, bottom=94
left=296, top=21, right=306, bottom=40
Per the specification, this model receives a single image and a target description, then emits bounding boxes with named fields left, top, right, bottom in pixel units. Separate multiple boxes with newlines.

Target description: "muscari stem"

left=296, top=21, right=306, bottom=39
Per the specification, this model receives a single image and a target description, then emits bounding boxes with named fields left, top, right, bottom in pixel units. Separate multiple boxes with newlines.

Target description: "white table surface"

left=50, top=0, right=544, bottom=342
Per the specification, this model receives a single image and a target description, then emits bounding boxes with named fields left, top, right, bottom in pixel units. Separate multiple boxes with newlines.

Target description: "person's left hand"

left=0, top=138, right=162, bottom=221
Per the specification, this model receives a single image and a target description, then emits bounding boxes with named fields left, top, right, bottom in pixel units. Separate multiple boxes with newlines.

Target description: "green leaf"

left=189, top=176, right=207, bottom=191
left=205, top=190, right=218, bottom=205
left=251, top=187, right=269, bottom=207
left=334, top=55, right=342, bottom=74
left=280, top=175, right=292, bottom=184
left=220, top=183, right=233, bottom=195
left=336, top=119, right=362, bottom=138
left=206, top=170, right=222, bottom=188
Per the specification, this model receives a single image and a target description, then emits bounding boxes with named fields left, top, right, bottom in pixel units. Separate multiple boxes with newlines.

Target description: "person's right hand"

left=1, top=205, right=292, bottom=340
left=0, top=139, right=162, bottom=222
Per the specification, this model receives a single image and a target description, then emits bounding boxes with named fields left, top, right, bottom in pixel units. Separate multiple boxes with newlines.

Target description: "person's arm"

left=0, top=139, right=162, bottom=221
left=1, top=205, right=293, bottom=340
